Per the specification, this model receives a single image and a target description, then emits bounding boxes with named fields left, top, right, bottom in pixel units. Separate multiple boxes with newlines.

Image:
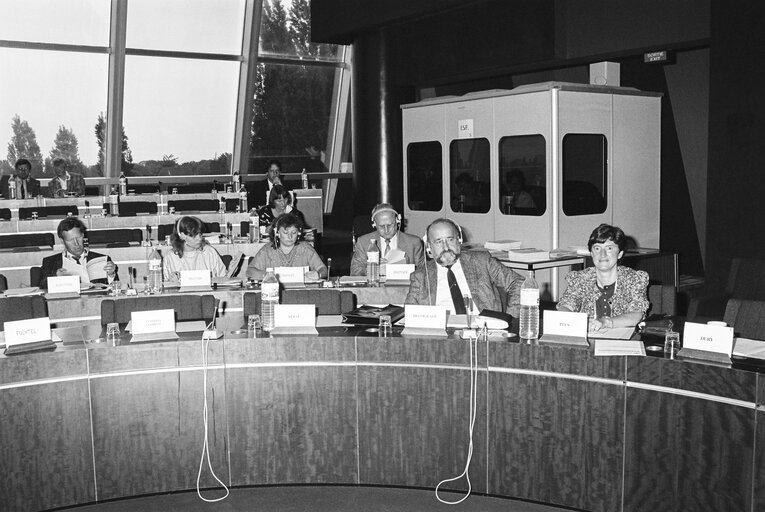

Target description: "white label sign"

left=48, top=275, right=81, bottom=294
left=404, top=304, right=446, bottom=329
left=386, top=264, right=415, bottom=281
left=520, top=288, right=539, bottom=306
left=4, top=317, right=52, bottom=346
left=542, top=310, right=588, bottom=337
left=275, top=266, right=307, bottom=283
left=457, top=119, right=474, bottom=139
left=683, top=322, right=734, bottom=356
left=131, top=309, right=175, bottom=335
left=274, top=304, right=315, bottom=328
left=180, top=270, right=211, bottom=288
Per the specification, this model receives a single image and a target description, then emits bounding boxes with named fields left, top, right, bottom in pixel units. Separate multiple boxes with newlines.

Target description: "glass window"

left=562, top=134, right=608, bottom=216
left=0, top=48, right=108, bottom=177
left=259, top=0, right=341, bottom=60
left=122, top=55, right=240, bottom=176
left=407, top=142, right=442, bottom=212
left=450, top=138, right=490, bottom=214
left=499, top=135, right=546, bottom=216
left=249, top=62, right=337, bottom=173
left=126, top=0, right=246, bottom=54
left=0, top=0, right=110, bottom=46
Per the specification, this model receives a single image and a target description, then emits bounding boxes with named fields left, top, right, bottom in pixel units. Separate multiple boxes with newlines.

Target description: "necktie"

left=384, top=239, right=390, bottom=258
left=447, top=266, right=467, bottom=314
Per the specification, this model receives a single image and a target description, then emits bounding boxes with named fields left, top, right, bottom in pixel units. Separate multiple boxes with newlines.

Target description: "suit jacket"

left=351, top=231, right=424, bottom=276
left=38, top=250, right=117, bottom=288
left=1, top=174, right=41, bottom=199
left=48, top=172, right=86, bottom=197
left=405, top=250, right=524, bottom=315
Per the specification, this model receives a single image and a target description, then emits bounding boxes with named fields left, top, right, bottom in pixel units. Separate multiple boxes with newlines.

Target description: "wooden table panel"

left=488, top=372, right=624, bottom=512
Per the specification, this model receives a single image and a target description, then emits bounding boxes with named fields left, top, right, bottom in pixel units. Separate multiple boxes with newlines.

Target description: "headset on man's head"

left=370, top=203, right=401, bottom=228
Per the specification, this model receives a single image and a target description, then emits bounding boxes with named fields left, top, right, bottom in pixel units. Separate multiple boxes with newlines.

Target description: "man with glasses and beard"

left=405, top=218, right=524, bottom=316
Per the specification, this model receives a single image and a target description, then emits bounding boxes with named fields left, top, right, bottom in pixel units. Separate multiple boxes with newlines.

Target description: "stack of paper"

left=507, top=248, right=550, bottom=261
left=484, top=240, right=522, bottom=251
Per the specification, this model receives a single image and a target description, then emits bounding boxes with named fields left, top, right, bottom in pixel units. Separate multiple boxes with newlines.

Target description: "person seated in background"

left=1, top=158, right=40, bottom=199
left=405, top=218, right=523, bottom=316
left=500, top=168, right=536, bottom=211
left=48, top=158, right=86, bottom=197
left=251, top=158, right=283, bottom=207
left=258, top=184, right=307, bottom=233
left=350, top=203, right=424, bottom=275
left=246, top=213, right=327, bottom=281
left=38, top=217, right=117, bottom=288
left=163, top=216, right=227, bottom=281
left=450, top=172, right=484, bottom=213
left=557, top=223, right=649, bottom=331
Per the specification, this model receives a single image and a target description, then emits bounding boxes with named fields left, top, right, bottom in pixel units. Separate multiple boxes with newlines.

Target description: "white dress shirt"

left=434, top=259, right=478, bottom=314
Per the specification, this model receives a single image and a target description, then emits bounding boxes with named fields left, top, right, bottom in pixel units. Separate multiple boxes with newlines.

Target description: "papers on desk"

left=86, top=256, right=109, bottom=280
left=3, top=287, right=42, bottom=297
left=506, top=248, right=550, bottom=261
left=382, top=248, right=407, bottom=265
left=484, top=240, right=522, bottom=251
left=587, top=327, right=635, bottom=340
left=338, top=275, right=368, bottom=285
left=594, top=339, right=646, bottom=357
left=732, top=337, right=765, bottom=360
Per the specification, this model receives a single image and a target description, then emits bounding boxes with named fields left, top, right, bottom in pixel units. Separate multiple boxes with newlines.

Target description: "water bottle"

left=249, top=208, right=259, bottom=242
left=261, top=268, right=280, bottom=331
left=239, top=183, right=248, bottom=213
left=232, top=171, right=240, bottom=190
left=366, top=239, right=380, bottom=284
left=118, top=172, right=127, bottom=196
left=301, top=168, right=309, bottom=189
left=109, top=186, right=120, bottom=216
left=219, top=196, right=226, bottom=213
left=519, top=270, right=540, bottom=339
left=7, top=174, right=16, bottom=199
left=148, top=246, right=163, bottom=294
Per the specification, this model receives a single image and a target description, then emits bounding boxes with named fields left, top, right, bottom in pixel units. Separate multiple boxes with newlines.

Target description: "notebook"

left=129, top=309, right=179, bottom=343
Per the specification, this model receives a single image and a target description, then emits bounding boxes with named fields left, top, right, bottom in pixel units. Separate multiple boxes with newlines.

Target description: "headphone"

left=422, top=218, right=464, bottom=258
left=370, top=203, right=401, bottom=228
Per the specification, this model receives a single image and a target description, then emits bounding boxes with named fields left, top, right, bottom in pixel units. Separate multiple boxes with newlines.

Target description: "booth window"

left=499, top=135, right=546, bottom=216
left=449, top=138, right=490, bottom=214
left=407, top=142, right=443, bottom=211
left=562, top=134, right=608, bottom=216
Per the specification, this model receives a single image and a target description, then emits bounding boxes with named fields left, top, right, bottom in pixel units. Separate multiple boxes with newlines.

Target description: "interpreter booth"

left=402, top=82, right=662, bottom=297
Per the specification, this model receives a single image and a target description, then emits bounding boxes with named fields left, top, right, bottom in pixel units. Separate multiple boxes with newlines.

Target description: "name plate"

left=4, top=317, right=52, bottom=347
left=542, top=310, right=588, bottom=337
left=48, top=275, right=81, bottom=294
left=131, top=309, right=175, bottom=334
left=404, top=305, right=446, bottom=329
left=386, top=264, right=415, bottom=281
left=180, top=270, right=211, bottom=288
left=274, top=304, right=315, bottom=328
left=275, top=266, right=307, bottom=284
left=683, top=321, right=734, bottom=356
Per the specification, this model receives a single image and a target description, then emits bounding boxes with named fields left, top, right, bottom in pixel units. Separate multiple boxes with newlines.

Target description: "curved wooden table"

left=0, top=329, right=763, bottom=512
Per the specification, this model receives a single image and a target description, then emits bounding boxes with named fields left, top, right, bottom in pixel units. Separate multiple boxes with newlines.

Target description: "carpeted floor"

left=61, top=486, right=577, bottom=512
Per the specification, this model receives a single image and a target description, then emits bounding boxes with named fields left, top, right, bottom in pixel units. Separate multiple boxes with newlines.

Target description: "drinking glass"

left=463, top=295, right=473, bottom=328
left=106, top=323, right=120, bottom=344
left=248, top=314, right=262, bottom=336
left=379, top=314, right=392, bottom=337
left=664, top=331, right=681, bottom=358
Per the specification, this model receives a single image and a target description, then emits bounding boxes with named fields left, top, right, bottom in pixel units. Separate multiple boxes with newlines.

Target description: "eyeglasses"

left=591, top=244, right=619, bottom=255
left=430, top=236, right=458, bottom=247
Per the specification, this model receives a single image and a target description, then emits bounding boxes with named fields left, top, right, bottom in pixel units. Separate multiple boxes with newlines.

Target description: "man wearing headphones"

left=350, top=203, right=424, bottom=276
left=405, top=218, right=524, bottom=316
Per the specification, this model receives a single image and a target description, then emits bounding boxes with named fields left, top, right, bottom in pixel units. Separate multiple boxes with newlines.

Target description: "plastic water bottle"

left=261, top=268, right=280, bottom=331
left=301, top=168, right=309, bottom=189
left=239, top=183, right=248, bottom=213
left=109, top=186, right=120, bottom=216
left=118, top=172, right=127, bottom=196
left=519, top=270, right=539, bottom=339
left=219, top=196, right=226, bottom=213
left=366, top=239, right=380, bottom=284
left=148, top=246, right=163, bottom=294
left=249, top=208, right=259, bottom=242
left=232, top=171, right=240, bottom=190
left=7, top=174, right=16, bottom=199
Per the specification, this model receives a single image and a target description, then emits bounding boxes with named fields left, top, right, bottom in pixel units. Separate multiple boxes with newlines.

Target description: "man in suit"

left=47, top=158, right=86, bottom=197
left=405, top=218, right=524, bottom=315
left=38, top=217, right=118, bottom=288
left=350, top=203, right=424, bottom=276
left=249, top=159, right=283, bottom=208
left=1, top=158, right=41, bottom=199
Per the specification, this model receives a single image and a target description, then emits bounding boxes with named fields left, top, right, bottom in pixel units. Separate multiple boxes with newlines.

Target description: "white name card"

left=274, top=304, right=315, bottom=328
left=180, top=270, right=211, bottom=288
left=404, top=305, right=446, bottom=329
left=683, top=321, right=734, bottom=356
left=386, top=264, right=415, bottom=281
left=48, top=275, right=81, bottom=294
left=131, top=309, right=175, bottom=335
left=4, top=317, right=52, bottom=347
left=275, top=266, right=307, bottom=284
left=543, top=310, right=588, bottom=337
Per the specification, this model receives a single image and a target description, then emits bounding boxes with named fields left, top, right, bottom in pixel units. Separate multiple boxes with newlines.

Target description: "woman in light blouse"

left=163, top=216, right=227, bottom=281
